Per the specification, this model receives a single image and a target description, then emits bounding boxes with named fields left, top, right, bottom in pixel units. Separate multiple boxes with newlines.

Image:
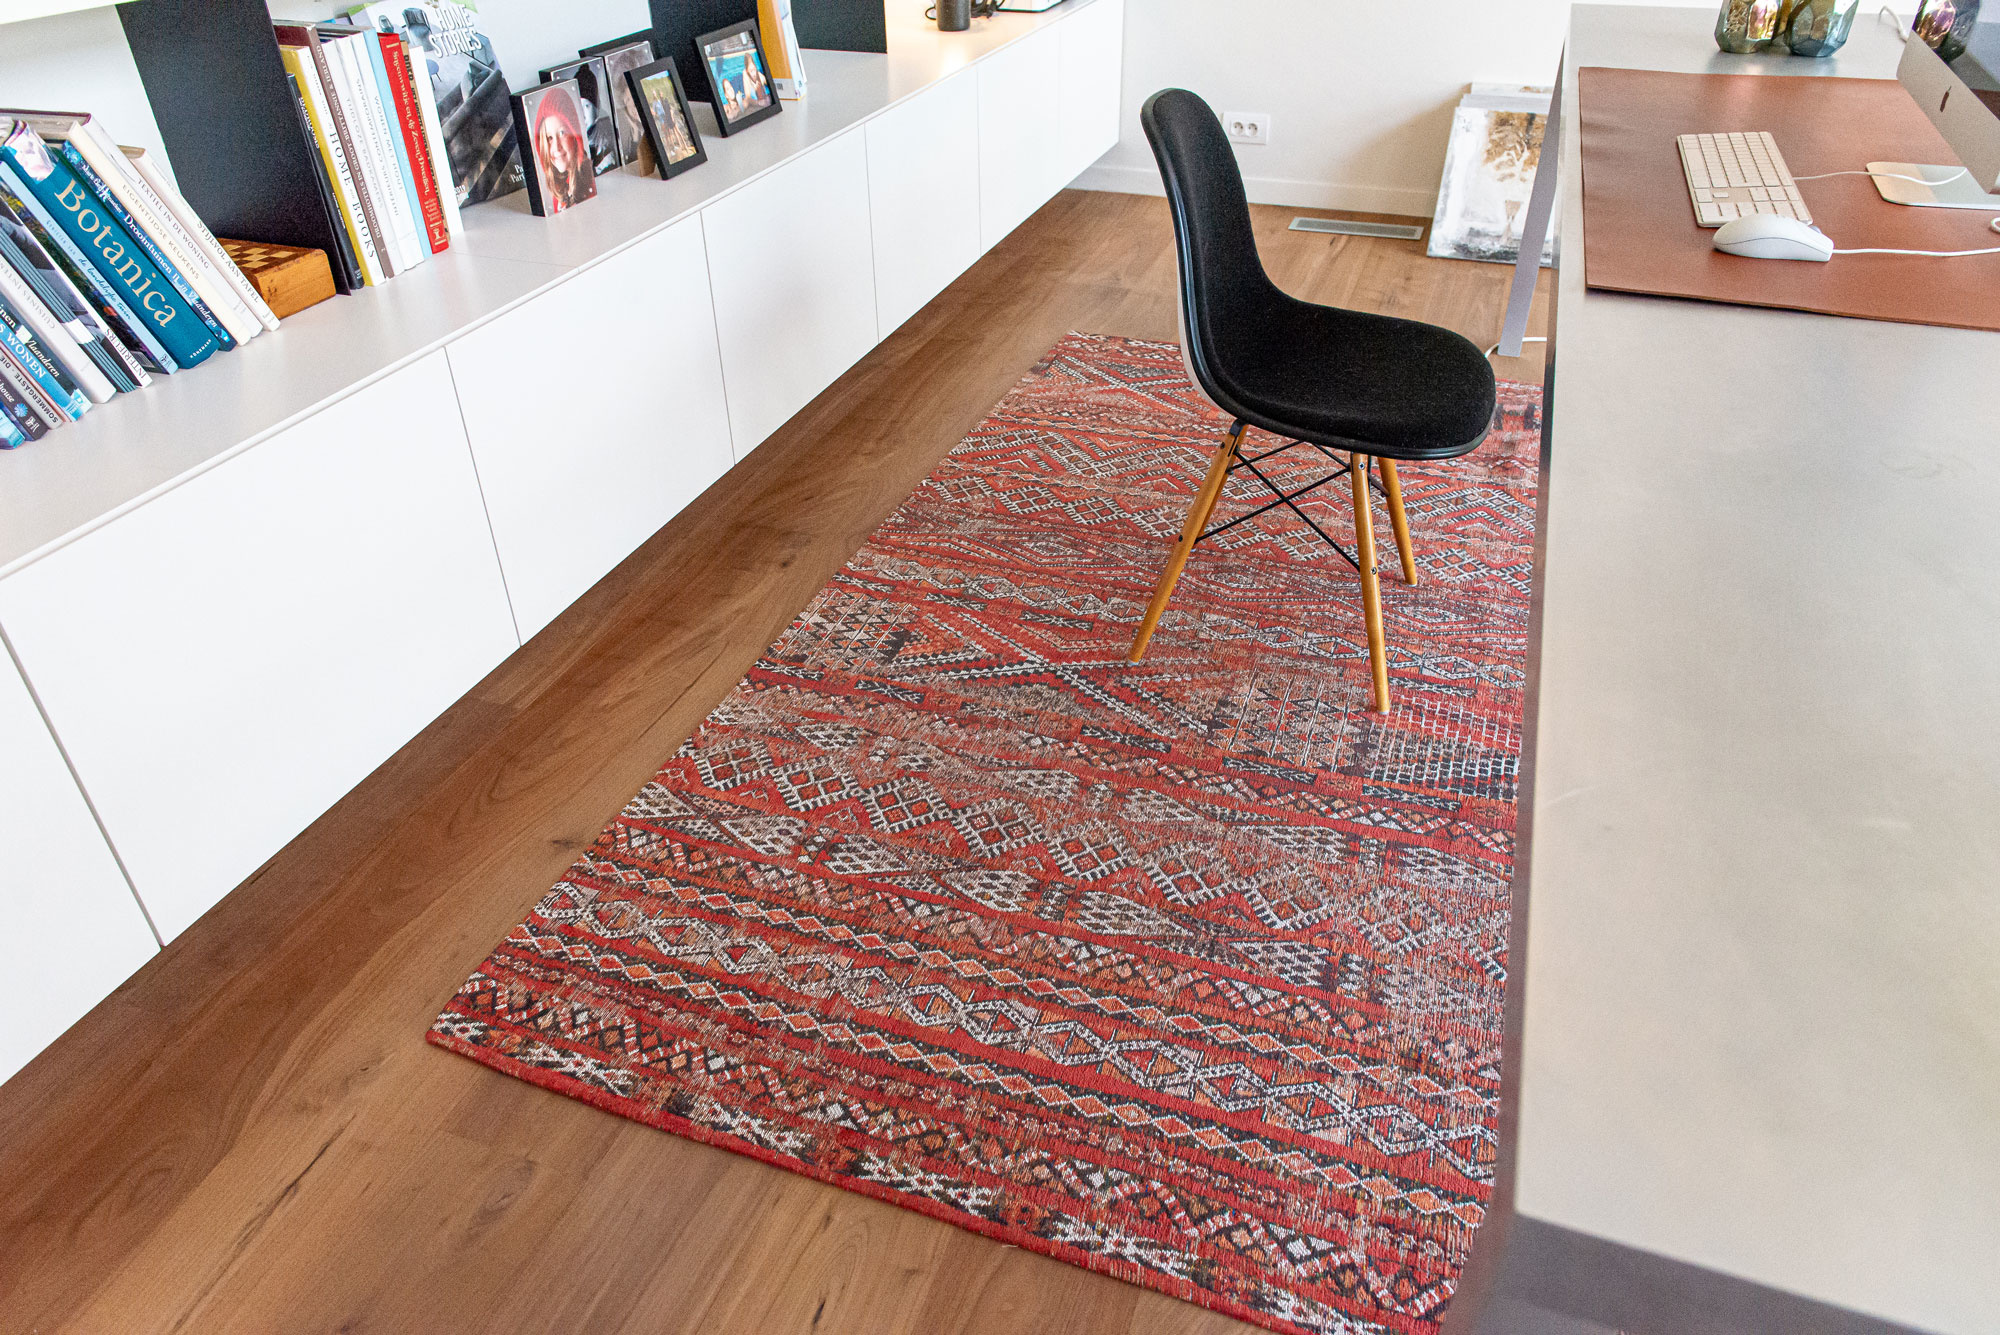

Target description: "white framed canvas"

left=1428, top=84, right=1559, bottom=267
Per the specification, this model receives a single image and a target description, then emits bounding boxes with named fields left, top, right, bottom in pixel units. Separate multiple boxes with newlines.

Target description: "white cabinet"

left=977, top=27, right=1065, bottom=251
left=0, top=646, right=156, bottom=1085
left=866, top=69, right=983, bottom=338
left=703, top=129, right=878, bottom=456
left=1058, top=0, right=1124, bottom=183
left=0, top=353, right=518, bottom=941
left=449, top=215, right=734, bottom=639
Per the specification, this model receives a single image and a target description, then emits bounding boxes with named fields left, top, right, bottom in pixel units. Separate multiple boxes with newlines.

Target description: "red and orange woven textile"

left=432, top=334, right=1541, bottom=1335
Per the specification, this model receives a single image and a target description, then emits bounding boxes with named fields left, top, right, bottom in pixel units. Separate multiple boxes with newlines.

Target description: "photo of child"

left=702, top=28, right=775, bottom=127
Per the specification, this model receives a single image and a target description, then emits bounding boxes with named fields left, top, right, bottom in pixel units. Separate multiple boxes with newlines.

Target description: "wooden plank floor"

left=0, top=189, right=1549, bottom=1335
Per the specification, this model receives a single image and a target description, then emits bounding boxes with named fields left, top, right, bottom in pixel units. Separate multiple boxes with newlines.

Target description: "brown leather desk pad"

left=1578, top=65, right=2000, bottom=331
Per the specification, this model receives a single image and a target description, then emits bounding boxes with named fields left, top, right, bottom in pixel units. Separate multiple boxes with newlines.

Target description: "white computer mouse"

left=1712, top=214, right=1835, bottom=262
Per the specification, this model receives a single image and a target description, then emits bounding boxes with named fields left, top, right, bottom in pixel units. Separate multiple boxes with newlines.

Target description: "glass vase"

left=1913, top=0, right=1982, bottom=61
left=1716, top=0, right=1785, bottom=52
left=1778, top=0, right=1861, bottom=55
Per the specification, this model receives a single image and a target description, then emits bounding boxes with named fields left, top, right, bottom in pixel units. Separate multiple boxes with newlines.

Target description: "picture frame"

left=626, top=56, right=708, bottom=180
left=509, top=78, right=600, bottom=216
left=537, top=54, right=622, bottom=175
left=693, top=19, right=783, bottom=136
left=582, top=36, right=658, bottom=175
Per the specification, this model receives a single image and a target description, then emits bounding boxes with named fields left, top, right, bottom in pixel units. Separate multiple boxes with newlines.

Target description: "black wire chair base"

left=1193, top=437, right=1388, bottom=574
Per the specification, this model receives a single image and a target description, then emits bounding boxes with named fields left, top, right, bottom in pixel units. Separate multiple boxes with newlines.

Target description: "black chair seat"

left=1202, top=294, right=1498, bottom=459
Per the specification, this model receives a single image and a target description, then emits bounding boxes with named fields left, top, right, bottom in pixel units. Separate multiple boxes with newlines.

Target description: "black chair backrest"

left=1141, top=88, right=1281, bottom=404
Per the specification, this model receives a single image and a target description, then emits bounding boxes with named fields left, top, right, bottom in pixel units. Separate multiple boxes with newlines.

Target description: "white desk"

left=1449, top=9, right=2000, bottom=1335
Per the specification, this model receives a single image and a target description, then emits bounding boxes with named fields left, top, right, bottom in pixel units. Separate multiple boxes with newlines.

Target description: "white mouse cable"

left=1831, top=222, right=2000, bottom=256
left=1785, top=166, right=2000, bottom=254
left=1790, top=166, right=1968, bottom=185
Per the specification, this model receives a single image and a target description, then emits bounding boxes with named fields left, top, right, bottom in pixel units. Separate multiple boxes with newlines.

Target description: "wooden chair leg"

left=1379, top=458, right=1419, bottom=586
left=1129, top=422, right=1246, bottom=662
left=1351, top=452, right=1392, bottom=713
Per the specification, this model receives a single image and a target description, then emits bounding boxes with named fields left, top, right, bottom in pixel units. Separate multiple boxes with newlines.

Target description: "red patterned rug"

left=431, top=333, right=1540, bottom=1335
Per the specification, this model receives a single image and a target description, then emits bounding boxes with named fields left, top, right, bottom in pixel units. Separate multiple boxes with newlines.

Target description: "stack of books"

left=0, top=113, right=279, bottom=451
left=273, top=15, right=465, bottom=293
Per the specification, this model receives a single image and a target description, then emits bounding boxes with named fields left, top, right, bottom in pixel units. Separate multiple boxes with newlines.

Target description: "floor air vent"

left=1288, top=217, right=1426, bottom=240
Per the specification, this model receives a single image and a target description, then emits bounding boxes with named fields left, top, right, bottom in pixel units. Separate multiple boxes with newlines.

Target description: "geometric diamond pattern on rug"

left=431, top=332, right=1541, bottom=1335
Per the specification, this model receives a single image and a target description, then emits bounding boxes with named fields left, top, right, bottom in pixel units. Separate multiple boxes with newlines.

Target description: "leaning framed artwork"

left=693, top=19, right=783, bottom=136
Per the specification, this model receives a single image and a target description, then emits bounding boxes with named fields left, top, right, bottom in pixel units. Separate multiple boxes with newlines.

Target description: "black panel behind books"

left=647, top=0, right=758, bottom=105
left=791, top=0, right=888, bottom=54
left=119, top=0, right=356, bottom=293
left=647, top=0, right=887, bottom=105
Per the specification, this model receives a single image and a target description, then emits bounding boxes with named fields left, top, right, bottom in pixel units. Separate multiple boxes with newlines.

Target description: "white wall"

left=0, top=5, right=171, bottom=172
left=1075, top=0, right=1713, bottom=217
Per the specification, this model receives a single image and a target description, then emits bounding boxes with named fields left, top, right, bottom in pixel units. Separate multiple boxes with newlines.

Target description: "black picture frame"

left=626, top=56, right=708, bottom=180
left=693, top=19, right=783, bottom=136
left=537, top=54, right=622, bottom=174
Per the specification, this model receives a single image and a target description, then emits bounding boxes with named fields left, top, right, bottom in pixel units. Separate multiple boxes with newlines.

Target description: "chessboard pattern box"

left=218, top=239, right=336, bottom=320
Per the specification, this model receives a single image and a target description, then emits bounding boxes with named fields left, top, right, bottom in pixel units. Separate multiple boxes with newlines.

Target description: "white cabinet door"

left=0, top=646, right=156, bottom=1085
left=449, top=215, right=734, bottom=639
left=0, top=353, right=518, bottom=942
left=703, top=129, right=878, bottom=456
left=977, top=27, right=1064, bottom=252
left=866, top=69, right=982, bottom=338
left=1058, top=0, right=1124, bottom=184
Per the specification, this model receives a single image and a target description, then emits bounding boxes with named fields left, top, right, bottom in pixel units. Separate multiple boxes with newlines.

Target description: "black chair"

left=1129, top=88, right=1498, bottom=714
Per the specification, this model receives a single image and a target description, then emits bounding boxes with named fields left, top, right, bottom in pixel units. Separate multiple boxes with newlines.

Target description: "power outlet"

left=1223, top=111, right=1270, bottom=145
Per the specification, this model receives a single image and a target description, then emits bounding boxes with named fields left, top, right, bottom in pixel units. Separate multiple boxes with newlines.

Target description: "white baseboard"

left=1071, top=162, right=1437, bottom=220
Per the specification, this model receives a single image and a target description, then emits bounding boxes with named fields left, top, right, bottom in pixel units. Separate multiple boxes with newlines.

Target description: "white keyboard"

left=1677, top=131, right=1814, bottom=229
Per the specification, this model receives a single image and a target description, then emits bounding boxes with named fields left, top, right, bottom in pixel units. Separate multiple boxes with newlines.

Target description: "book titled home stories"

left=348, top=1, right=523, bottom=206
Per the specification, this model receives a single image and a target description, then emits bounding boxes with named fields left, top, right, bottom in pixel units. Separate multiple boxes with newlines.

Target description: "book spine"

left=0, top=247, right=118, bottom=402
left=355, top=29, right=432, bottom=264
left=403, top=41, right=464, bottom=240
left=292, top=28, right=394, bottom=281
left=0, top=124, right=218, bottom=368
left=54, top=141, right=235, bottom=351
left=0, top=294, right=84, bottom=421
left=0, top=352, right=54, bottom=442
left=0, top=160, right=176, bottom=374
left=114, top=138, right=280, bottom=333
left=379, top=32, right=449, bottom=253
left=330, top=33, right=421, bottom=271
left=280, top=42, right=385, bottom=287
left=0, top=209, right=138, bottom=392
left=283, top=71, right=362, bottom=291
left=55, top=123, right=262, bottom=347
left=0, top=367, right=30, bottom=446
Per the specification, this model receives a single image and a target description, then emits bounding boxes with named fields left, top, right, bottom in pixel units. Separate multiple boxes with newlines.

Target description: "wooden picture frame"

left=626, top=56, right=709, bottom=180
left=693, top=19, right=783, bottom=136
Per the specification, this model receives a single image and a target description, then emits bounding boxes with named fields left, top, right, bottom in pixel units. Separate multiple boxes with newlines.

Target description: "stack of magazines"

left=0, top=113, right=279, bottom=450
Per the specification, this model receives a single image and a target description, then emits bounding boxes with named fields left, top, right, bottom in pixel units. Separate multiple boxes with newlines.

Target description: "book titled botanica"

left=348, top=1, right=524, bottom=206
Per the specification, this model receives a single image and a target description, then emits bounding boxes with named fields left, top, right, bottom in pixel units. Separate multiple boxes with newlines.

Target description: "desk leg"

left=1498, top=54, right=1563, bottom=358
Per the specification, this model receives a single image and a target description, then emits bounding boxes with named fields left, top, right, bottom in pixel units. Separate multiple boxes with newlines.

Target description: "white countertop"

left=0, top=0, right=1099, bottom=578
left=1510, top=9, right=2000, bottom=1333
